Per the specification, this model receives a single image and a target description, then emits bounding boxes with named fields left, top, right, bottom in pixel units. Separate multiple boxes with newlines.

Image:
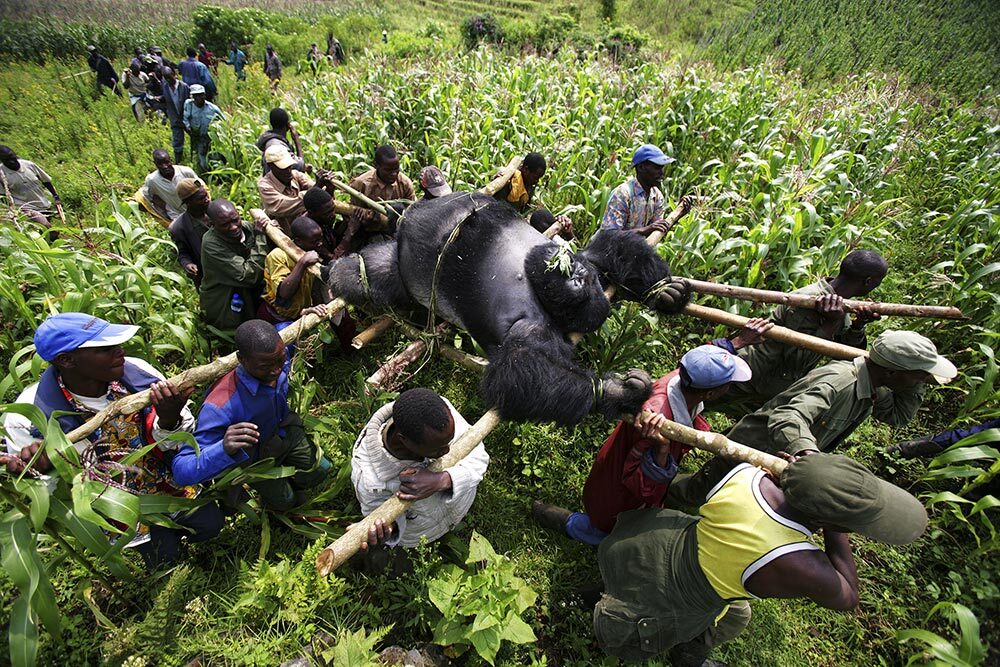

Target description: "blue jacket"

left=162, top=79, right=190, bottom=125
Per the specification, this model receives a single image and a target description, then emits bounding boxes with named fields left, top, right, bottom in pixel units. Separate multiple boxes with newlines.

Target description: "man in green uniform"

left=669, top=330, right=956, bottom=506
left=595, top=453, right=927, bottom=665
left=724, top=250, right=887, bottom=410
left=199, top=199, right=274, bottom=331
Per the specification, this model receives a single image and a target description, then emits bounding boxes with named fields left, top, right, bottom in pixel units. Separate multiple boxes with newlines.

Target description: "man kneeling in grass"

left=593, top=453, right=927, bottom=666
left=350, top=388, right=489, bottom=574
left=171, top=317, right=330, bottom=510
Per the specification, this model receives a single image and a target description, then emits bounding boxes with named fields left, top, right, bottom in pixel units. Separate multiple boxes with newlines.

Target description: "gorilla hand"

left=647, top=277, right=691, bottom=315
left=599, top=368, right=653, bottom=420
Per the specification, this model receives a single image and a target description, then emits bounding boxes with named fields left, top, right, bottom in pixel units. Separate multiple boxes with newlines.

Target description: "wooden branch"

left=637, top=411, right=788, bottom=476
left=682, top=278, right=964, bottom=320
left=253, top=209, right=322, bottom=279
left=316, top=408, right=502, bottom=575
left=397, top=321, right=488, bottom=370
left=479, top=156, right=523, bottom=196
left=351, top=315, right=395, bottom=349
left=327, top=177, right=389, bottom=218
left=64, top=301, right=346, bottom=445
left=683, top=303, right=867, bottom=360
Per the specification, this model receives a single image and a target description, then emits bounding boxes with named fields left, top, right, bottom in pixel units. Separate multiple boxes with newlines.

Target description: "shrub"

left=192, top=5, right=279, bottom=54
left=461, top=14, right=505, bottom=50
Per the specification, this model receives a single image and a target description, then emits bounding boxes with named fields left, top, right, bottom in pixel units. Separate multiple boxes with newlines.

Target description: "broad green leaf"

left=469, top=625, right=502, bottom=665
left=8, top=596, right=38, bottom=667
left=500, top=612, right=536, bottom=644
left=48, top=498, right=131, bottom=579
left=0, top=516, right=61, bottom=640
left=13, top=479, right=50, bottom=532
left=42, top=413, right=82, bottom=482
left=70, top=474, right=121, bottom=534
left=466, top=530, right=499, bottom=564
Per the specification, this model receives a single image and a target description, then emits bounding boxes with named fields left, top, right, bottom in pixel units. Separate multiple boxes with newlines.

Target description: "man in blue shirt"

left=183, top=84, right=224, bottom=170
left=171, top=317, right=331, bottom=510
left=178, top=47, right=217, bottom=100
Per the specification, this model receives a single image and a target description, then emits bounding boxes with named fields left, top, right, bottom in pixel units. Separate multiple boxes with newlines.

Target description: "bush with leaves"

left=427, top=531, right=537, bottom=664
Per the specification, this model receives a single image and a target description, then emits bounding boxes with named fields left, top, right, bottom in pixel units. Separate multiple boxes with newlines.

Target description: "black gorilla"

left=328, top=192, right=689, bottom=426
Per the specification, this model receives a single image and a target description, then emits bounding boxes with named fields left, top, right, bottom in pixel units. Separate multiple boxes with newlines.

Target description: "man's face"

left=375, top=157, right=400, bottom=186
left=0, top=150, right=18, bottom=171
left=883, top=369, right=932, bottom=391
left=311, top=200, right=336, bottom=226
left=58, top=345, right=127, bottom=384
left=404, top=412, right=455, bottom=460
left=154, top=154, right=174, bottom=179
left=294, top=225, right=324, bottom=253
left=164, top=69, right=176, bottom=85
left=211, top=207, right=243, bottom=240
left=270, top=164, right=293, bottom=185
left=635, top=161, right=665, bottom=189
left=184, top=188, right=210, bottom=216
left=522, top=166, right=545, bottom=189
left=193, top=93, right=206, bottom=107
left=240, top=340, right=286, bottom=386
left=857, top=272, right=887, bottom=297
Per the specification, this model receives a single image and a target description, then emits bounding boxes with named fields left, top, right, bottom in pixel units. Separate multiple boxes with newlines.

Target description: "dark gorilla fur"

left=328, top=192, right=687, bottom=426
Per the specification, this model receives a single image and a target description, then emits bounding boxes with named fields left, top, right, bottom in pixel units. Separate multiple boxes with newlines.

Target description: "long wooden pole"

left=682, top=278, right=964, bottom=320
left=253, top=209, right=322, bottom=280
left=64, top=301, right=345, bottom=445
left=327, top=177, right=388, bottom=216
left=316, top=408, right=502, bottom=575
left=351, top=315, right=395, bottom=349
left=479, top=156, right=523, bottom=196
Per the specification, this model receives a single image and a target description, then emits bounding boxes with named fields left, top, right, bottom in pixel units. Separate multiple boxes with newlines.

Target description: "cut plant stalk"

left=316, top=408, right=502, bottom=575
left=681, top=278, right=965, bottom=320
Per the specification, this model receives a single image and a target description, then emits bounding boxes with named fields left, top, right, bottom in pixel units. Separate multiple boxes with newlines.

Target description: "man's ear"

left=52, top=351, right=75, bottom=371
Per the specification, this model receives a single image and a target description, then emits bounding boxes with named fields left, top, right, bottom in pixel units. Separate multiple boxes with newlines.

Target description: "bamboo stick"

left=479, top=156, right=523, bottom=196
left=64, top=301, right=346, bottom=445
left=683, top=303, right=867, bottom=360
left=681, top=278, right=964, bottom=320
left=638, top=411, right=788, bottom=476
left=253, top=209, right=322, bottom=280
left=327, top=177, right=388, bottom=217
left=316, top=408, right=502, bottom=575
left=351, top=315, right=395, bottom=349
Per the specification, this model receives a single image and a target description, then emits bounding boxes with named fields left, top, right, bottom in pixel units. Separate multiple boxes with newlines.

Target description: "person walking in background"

left=86, top=45, right=120, bottom=96
left=225, top=41, right=248, bottom=82
left=121, top=62, right=150, bottom=122
left=182, top=84, right=224, bottom=171
left=161, top=67, right=190, bottom=163
left=264, top=45, right=283, bottom=92
left=197, top=43, right=217, bottom=73
left=179, top=47, right=217, bottom=101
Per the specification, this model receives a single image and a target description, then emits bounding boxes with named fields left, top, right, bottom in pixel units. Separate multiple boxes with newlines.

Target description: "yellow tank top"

left=696, top=463, right=819, bottom=600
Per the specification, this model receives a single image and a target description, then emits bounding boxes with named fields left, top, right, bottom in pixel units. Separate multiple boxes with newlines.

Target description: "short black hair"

left=393, top=388, right=449, bottom=443
left=302, top=186, right=332, bottom=213
left=235, top=319, right=282, bottom=357
left=523, top=152, right=546, bottom=173
left=206, top=198, right=236, bottom=222
left=152, top=148, right=169, bottom=162
left=0, top=145, right=14, bottom=160
left=290, top=215, right=320, bottom=240
left=528, top=209, right=556, bottom=233
left=186, top=47, right=197, bottom=58
left=840, top=250, right=887, bottom=281
left=269, top=107, right=289, bottom=130
left=374, top=145, right=397, bottom=166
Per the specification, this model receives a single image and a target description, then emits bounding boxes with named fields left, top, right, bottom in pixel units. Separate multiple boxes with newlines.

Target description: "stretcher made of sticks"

left=55, top=160, right=962, bottom=577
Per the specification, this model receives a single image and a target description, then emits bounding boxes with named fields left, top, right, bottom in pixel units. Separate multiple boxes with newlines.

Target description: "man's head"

left=267, top=44, right=275, bottom=54
left=631, top=144, right=674, bottom=191
left=302, top=187, right=335, bottom=225
left=198, top=43, right=207, bottom=52
left=207, top=199, right=243, bottom=240
left=189, top=84, right=206, bottom=104
left=520, top=152, right=547, bottom=189
left=374, top=145, right=400, bottom=186
left=134, top=47, right=144, bottom=57
left=129, top=61, right=141, bottom=75
left=0, top=145, right=19, bottom=170
left=151, top=46, right=162, bottom=56
left=34, top=312, right=140, bottom=384
left=290, top=215, right=324, bottom=253
left=835, top=250, right=888, bottom=297
left=176, top=178, right=210, bottom=216
left=186, top=47, right=197, bottom=59
left=86, top=45, right=97, bottom=54
left=264, top=144, right=296, bottom=184
left=269, top=107, right=290, bottom=132
left=152, top=149, right=174, bottom=179
left=162, top=66, right=176, bottom=84
left=230, top=41, right=238, bottom=50
left=867, top=330, right=957, bottom=391
left=235, top=320, right=286, bottom=386
left=418, top=165, right=451, bottom=199
left=678, top=344, right=752, bottom=402
left=782, top=452, right=927, bottom=545
left=391, top=388, right=454, bottom=459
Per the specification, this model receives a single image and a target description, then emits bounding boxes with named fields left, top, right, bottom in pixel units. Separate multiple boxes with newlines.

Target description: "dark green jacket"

left=199, top=222, right=268, bottom=330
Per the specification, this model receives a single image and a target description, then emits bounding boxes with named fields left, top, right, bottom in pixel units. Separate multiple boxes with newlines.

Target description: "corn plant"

left=897, top=602, right=988, bottom=666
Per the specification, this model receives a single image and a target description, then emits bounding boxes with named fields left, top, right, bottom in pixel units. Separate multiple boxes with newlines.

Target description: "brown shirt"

left=348, top=168, right=415, bottom=204
left=257, top=170, right=314, bottom=231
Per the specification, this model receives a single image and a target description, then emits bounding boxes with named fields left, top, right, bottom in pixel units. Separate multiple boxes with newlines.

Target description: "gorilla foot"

left=646, top=277, right=691, bottom=315
left=599, top=368, right=653, bottom=419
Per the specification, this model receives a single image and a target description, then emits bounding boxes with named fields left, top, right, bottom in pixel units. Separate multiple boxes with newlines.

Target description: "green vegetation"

left=0, top=1, right=998, bottom=665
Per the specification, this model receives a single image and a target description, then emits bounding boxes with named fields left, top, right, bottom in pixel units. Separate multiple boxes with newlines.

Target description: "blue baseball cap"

left=679, top=345, right=752, bottom=390
left=34, top=313, right=139, bottom=362
left=631, top=144, right=675, bottom=167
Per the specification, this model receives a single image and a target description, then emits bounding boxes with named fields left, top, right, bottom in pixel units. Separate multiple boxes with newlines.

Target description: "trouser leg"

left=252, top=414, right=329, bottom=511
left=669, top=600, right=751, bottom=666
left=667, top=456, right=737, bottom=508
left=334, top=310, right=357, bottom=351
left=170, top=123, right=185, bottom=162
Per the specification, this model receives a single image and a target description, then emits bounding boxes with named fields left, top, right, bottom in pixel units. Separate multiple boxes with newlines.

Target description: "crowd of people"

left=0, top=56, right=987, bottom=663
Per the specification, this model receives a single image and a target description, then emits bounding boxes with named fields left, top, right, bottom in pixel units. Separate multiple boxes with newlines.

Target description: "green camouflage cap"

left=870, top=330, right=957, bottom=384
left=781, top=453, right=927, bottom=545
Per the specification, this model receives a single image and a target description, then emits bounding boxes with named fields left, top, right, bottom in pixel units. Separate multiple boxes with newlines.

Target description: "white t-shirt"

left=3, top=357, right=196, bottom=454
left=1, top=160, right=52, bottom=212
left=141, top=165, right=198, bottom=219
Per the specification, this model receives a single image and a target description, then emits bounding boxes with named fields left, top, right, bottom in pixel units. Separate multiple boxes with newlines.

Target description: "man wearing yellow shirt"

left=593, top=453, right=927, bottom=666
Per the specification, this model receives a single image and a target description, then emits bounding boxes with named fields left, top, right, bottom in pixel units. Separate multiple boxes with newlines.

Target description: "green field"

left=0, top=2, right=998, bottom=666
